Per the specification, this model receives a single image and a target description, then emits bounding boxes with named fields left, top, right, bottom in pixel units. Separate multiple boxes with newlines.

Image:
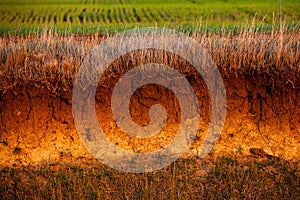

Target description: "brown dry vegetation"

left=0, top=155, right=300, bottom=199
left=1, top=31, right=300, bottom=91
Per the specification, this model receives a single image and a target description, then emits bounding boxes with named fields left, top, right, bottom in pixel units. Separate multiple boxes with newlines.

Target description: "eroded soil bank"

left=1, top=70, right=300, bottom=166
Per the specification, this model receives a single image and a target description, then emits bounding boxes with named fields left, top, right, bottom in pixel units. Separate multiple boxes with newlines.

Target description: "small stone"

left=16, top=111, right=21, bottom=116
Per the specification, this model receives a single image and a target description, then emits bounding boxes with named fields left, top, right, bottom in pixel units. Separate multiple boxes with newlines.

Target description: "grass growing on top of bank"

left=1, top=26, right=299, bottom=95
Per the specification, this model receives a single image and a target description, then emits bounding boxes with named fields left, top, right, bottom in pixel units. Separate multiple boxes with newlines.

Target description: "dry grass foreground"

left=0, top=30, right=300, bottom=169
left=0, top=155, right=299, bottom=199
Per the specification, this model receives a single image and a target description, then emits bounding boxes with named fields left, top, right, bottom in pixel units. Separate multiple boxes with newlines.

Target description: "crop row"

left=0, top=6, right=205, bottom=26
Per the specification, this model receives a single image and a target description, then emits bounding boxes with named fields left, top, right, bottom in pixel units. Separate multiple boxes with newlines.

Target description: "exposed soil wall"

left=1, top=34, right=300, bottom=167
left=1, top=70, right=300, bottom=166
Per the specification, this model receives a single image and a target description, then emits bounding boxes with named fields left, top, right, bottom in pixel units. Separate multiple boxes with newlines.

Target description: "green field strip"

left=142, top=7, right=156, bottom=24
left=0, top=0, right=299, bottom=35
left=72, top=7, right=81, bottom=24
left=110, top=7, right=117, bottom=23
left=3, top=10, right=22, bottom=24
left=0, top=0, right=84, bottom=5
left=68, top=7, right=78, bottom=25
left=55, top=8, right=64, bottom=25
left=94, top=8, right=100, bottom=22
left=94, top=8, right=101, bottom=23
left=131, top=8, right=140, bottom=23
left=111, top=7, right=119, bottom=23
left=156, top=9, right=169, bottom=23
left=25, top=9, right=34, bottom=24
left=8, top=12, right=18, bottom=23
left=140, top=8, right=151, bottom=23
left=1, top=14, right=6, bottom=23
left=133, top=7, right=143, bottom=22
left=91, top=8, right=97, bottom=23
left=146, top=8, right=160, bottom=23
left=53, top=10, right=62, bottom=25
left=164, top=8, right=174, bottom=23
left=62, top=8, right=71, bottom=23
left=106, top=8, right=113, bottom=23
left=121, top=7, right=133, bottom=23
left=35, top=15, right=41, bottom=24
left=117, top=7, right=124, bottom=23
left=49, top=8, right=62, bottom=25
left=135, top=6, right=151, bottom=23
left=31, top=9, right=43, bottom=25
left=114, top=6, right=124, bottom=24
left=103, top=8, right=110, bottom=24
left=3, top=8, right=15, bottom=24
left=96, top=0, right=121, bottom=4
left=66, top=8, right=75, bottom=24
left=97, top=8, right=105, bottom=24
left=99, top=8, right=107, bottom=24
left=85, top=8, right=93, bottom=23
left=125, top=7, right=135, bottom=23
left=31, top=10, right=39, bottom=25
left=122, top=7, right=130, bottom=23
left=25, top=10, right=33, bottom=24
left=78, top=8, right=87, bottom=23
left=0, top=9, right=9, bottom=22
left=46, top=8, right=53, bottom=24
left=68, top=9, right=75, bottom=24
left=136, top=7, right=149, bottom=23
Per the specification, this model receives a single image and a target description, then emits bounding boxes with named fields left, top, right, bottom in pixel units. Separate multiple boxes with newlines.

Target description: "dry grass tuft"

left=0, top=156, right=299, bottom=199
left=1, top=28, right=299, bottom=94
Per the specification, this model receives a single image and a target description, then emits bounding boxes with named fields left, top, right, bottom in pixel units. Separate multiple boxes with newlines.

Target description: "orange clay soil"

left=1, top=49, right=300, bottom=167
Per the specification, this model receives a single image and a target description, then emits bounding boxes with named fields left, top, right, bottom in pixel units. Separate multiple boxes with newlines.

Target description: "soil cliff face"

left=1, top=34, right=300, bottom=166
left=1, top=70, right=300, bottom=166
